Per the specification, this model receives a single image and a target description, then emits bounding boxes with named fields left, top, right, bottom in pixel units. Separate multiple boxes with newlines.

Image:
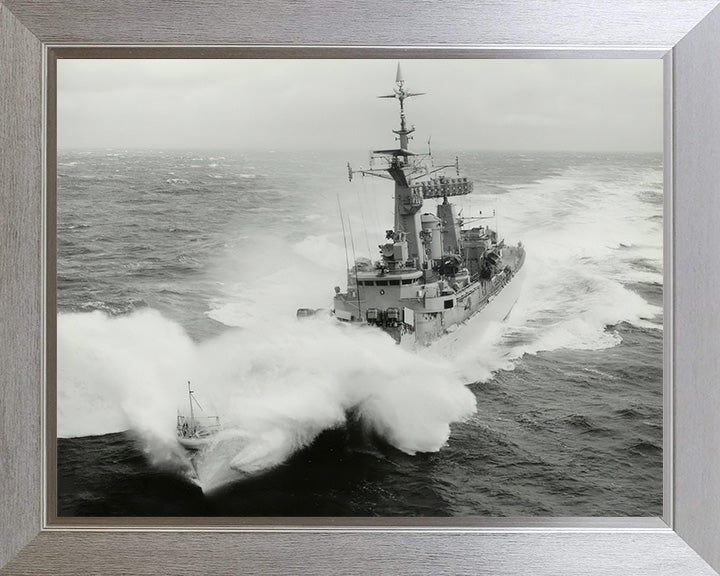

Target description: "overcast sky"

left=58, top=59, right=662, bottom=152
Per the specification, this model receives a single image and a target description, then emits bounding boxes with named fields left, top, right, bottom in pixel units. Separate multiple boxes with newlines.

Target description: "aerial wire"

left=336, top=194, right=350, bottom=273
left=347, top=217, right=362, bottom=319
left=355, top=175, right=372, bottom=259
left=365, top=175, right=382, bottom=251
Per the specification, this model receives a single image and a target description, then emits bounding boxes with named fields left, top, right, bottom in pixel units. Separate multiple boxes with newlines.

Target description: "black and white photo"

left=56, top=59, right=663, bottom=517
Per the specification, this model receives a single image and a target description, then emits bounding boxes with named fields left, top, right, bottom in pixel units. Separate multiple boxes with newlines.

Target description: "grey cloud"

left=58, top=59, right=662, bottom=152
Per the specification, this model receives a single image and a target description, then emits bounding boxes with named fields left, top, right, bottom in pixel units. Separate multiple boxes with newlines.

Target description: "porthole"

left=380, top=289, right=385, bottom=295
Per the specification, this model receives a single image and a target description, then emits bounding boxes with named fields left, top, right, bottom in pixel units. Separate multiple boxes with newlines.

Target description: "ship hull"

left=410, top=258, right=526, bottom=346
left=177, top=436, right=213, bottom=451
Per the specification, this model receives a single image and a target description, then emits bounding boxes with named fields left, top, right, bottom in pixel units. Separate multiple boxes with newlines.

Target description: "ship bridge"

left=354, top=269, right=423, bottom=286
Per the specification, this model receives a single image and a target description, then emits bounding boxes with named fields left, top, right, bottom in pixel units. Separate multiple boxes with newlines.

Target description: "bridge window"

left=444, top=299, right=454, bottom=309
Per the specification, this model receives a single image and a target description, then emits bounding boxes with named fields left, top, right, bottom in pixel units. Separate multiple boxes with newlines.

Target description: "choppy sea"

left=57, top=149, right=663, bottom=517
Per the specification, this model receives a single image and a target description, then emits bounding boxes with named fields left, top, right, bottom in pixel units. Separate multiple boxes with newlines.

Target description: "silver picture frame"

left=2, top=1, right=720, bottom=574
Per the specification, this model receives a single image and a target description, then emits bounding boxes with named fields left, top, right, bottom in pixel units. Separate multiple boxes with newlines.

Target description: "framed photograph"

left=53, top=57, right=665, bottom=521
left=2, top=2, right=720, bottom=575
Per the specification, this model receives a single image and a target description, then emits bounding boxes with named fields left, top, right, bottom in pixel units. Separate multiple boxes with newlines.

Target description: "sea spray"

left=58, top=309, right=477, bottom=490
left=57, top=309, right=196, bottom=439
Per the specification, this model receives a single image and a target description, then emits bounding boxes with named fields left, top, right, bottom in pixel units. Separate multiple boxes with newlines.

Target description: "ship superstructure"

left=324, top=65, right=526, bottom=346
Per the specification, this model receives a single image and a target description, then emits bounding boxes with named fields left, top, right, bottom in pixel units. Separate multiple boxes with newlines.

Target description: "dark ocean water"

left=57, top=149, right=663, bottom=517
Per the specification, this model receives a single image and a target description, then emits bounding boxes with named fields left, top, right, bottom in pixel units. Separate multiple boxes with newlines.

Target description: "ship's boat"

left=176, top=381, right=221, bottom=451
left=300, top=64, right=526, bottom=346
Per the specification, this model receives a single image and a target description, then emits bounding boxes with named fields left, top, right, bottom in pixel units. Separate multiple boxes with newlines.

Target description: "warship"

left=301, top=65, right=526, bottom=346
